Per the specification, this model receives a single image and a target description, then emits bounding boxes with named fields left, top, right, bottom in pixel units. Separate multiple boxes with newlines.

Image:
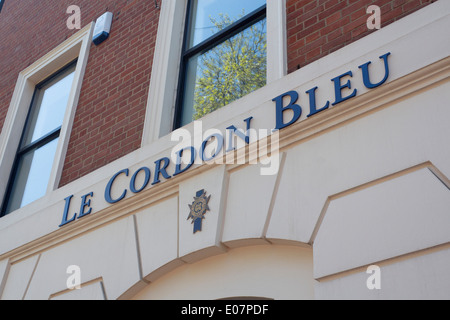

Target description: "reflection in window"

left=187, top=0, right=266, bottom=48
left=1, top=61, right=76, bottom=216
left=176, top=0, right=267, bottom=128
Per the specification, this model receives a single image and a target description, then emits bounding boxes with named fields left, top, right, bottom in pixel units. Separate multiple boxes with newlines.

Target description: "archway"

left=131, top=244, right=314, bottom=300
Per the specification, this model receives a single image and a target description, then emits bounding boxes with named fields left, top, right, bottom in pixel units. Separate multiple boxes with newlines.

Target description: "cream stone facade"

left=0, top=1, right=449, bottom=300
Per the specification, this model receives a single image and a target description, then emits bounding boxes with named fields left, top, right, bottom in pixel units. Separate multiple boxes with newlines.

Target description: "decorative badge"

left=187, top=189, right=211, bottom=234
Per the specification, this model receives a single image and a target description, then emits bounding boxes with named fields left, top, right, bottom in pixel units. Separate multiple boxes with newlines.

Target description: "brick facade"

left=286, top=0, right=436, bottom=73
left=0, top=0, right=435, bottom=187
left=58, top=1, right=159, bottom=186
left=0, top=0, right=159, bottom=187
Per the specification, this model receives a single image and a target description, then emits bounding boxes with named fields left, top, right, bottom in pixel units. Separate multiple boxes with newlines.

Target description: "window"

left=0, top=23, right=92, bottom=220
left=174, top=0, right=267, bottom=128
left=142, top=0, right=286, bottom=144
left=1, top=61, right=77, bottom=217
left=0, top=0, right=4, bottom=13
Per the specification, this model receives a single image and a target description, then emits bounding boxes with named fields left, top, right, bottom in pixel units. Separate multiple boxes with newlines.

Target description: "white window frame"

left=0, top=23, right=94, bottom=214
left=141, top=0, right=287, bottom=145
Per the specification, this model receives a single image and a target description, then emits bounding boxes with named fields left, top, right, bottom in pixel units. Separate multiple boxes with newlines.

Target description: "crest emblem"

left=187, top=189, right=211, bottom=233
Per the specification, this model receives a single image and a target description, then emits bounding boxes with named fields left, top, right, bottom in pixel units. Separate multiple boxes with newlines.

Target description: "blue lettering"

left=306, top=86, right=330, bottom=117
left=359, top=52, right=391, bottom=89
left=59, top=195, right=76, bottom=227
left=226, top=117, right=253, bottom=152
left=174, top=147, right=196, bottom=177
left=332, top=71, right=357, bottom=105
left=78, top=192, right=94, bottom=219
left=152, top=158, right=171, bottom=185
left=105, top=169, right=129, bottom=204
left=130, top=167, right=151, bottom=193
left=200, top=133, right=224, bottom=162
left=273, top=91, right=302, bottom=130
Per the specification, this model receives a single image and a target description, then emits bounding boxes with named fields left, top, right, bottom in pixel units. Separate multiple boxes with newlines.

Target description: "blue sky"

left=190, top=0, right=265, bottom=47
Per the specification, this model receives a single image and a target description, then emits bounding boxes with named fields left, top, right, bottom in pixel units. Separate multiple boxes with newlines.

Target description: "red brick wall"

left=59, top=1, right=159, bottom=186
left=0, top=0, right=159, bottom=187
left=286, top=0, right=437, bottom=73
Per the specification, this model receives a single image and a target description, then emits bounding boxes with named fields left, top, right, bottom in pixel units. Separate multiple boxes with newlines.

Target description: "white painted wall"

left=131, top=245, right=314, bottom=300
left=315, top=246, right=450, bottom=300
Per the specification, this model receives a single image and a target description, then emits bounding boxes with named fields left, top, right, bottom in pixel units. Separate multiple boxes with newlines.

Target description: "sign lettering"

left=59, top=52, right=391, bottom=228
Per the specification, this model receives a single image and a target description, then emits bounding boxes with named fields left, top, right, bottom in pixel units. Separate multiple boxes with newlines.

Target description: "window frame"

left=0, top=60, right=78, bottom=217
left=0, top=23, right=94, bottom=219
left=141, top=0, right=287, bottom=144
left=173, top=0, right=268, bottom=130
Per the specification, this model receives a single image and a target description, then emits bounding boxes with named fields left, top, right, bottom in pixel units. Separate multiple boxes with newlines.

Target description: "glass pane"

left=188, top=0, right=266, bottom=48
left=5, top=138, right=59, bottom=215
left=181, top=18, right=267, bottom=126
left=22, top=65, right=76, bottom=146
